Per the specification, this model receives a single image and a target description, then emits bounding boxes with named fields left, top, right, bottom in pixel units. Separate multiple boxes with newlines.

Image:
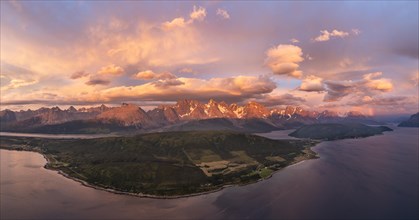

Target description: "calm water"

left=1, top=127, right=418, bottom=219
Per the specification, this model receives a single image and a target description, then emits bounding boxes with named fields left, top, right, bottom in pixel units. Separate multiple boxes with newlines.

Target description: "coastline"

left=0, top=146, right=319, bottom=199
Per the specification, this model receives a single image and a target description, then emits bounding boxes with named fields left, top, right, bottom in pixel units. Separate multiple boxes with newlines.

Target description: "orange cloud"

left=249, top=93, right=306, bottom=107
left=97, top=64, right=124, bottom=75
left=1, top=79, right=38, bottom=91
left=92, top=75, right=276, bottom=103
left=363, top=72, right=393, bottom=92
left=162, top=5, right=206, bottom=30
left=151, top=79, right=184, bottom=88
left=265, top=44, right=304, bottom=78
left=299, top=75, right=324, bottom=92
left=163, top=18, right=187, bottom=29
left=134, top=70, right=176, bottom=80
left=190, top=6, right=206, bottom=21
left=1, top=75, right=276, bottom=106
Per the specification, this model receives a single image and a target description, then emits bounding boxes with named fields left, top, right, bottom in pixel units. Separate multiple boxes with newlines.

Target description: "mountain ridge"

left=398, top=112, right=419, bottom=127
left=0, top=99, right=383, bottom=133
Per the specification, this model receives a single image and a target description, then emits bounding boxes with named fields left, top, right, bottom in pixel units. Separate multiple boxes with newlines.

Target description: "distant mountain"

left=0, top=109, right=16, bottom=124
left=398, top=112, right=419, bottom=127
left=0, top=106, right=101, bottom=130
left=96, top=103, right=155, bottom=128
left=0, top=99, right=384, bottom=134
left=289, top=123, right=393, bottom=140
left=339, top=111, right=383, bottom=125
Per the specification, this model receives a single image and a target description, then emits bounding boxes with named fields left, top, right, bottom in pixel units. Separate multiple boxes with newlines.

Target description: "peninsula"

left=289, top=123, right=393, bottom=140
left=0, top=131, right=318, bottom=197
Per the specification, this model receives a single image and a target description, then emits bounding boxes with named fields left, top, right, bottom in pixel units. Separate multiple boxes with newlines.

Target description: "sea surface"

left=1, top=127, right=418, bottom=219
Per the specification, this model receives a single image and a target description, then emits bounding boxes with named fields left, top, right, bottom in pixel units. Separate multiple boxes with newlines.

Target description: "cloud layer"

left=134, top=70, right=176, bottom=80
left=1, top=2, right=417, bottom=115
left=2, top=75, right=276, bottom=106
left=322, top=72, right=394, bottom=102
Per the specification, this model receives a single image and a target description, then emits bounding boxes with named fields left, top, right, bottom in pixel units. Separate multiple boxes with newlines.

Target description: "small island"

left=289, top=123, right=393, bottom=140
left=0, top=131, right=318, bottom=197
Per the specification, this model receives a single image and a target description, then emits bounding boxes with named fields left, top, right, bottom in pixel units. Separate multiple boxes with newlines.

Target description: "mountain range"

left=398, top=112, right=419, bottom=127
left=0, top=99, right=383, bottom=134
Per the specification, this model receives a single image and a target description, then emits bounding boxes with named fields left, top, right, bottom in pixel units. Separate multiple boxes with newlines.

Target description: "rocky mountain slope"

left=0, top=99, right=381, bottom=133
left=398, top=112, right=419, bottom=127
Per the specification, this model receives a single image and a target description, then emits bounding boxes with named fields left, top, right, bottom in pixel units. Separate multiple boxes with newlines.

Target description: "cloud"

left=412, top=71, right=419, bottom=86
left=290, top=38, right=299, bottom=43
left=1, top=79, right=38, bottom=91
left=352, top=29, right=361, bottom=35
left=347, top=95, right=416, bottom=107
left=87, top=9, right=215, bottom=67
left=163, top=5, right=206, bottom=30
left=85, top=78, right=110, bottom=86
left=1, top=75, right=276, bottom=106
left=321, top=95, right=419, bottom=115
left=305, top=54, right=313, bottom=61
left=134, top=70, right=176, bottom=80
left=97, top=64, right=124, bottom=75
left=216, top=8, right=230, bottom=19
left=70, top=71, right=89, bottom=79
left=108, top=17, right=128, bottom=31
left=299, top=75, right=325, bottom=92
left=314, top=29, right=350, bottom=42
left=265, top=44, right=304, bottom=78
left=94, top=75, right=276, bottom=103
left=2, top=2, right=416, bottom=115
left=251, top=94, right=306, bottom=107
left=323, top=80, right=354, bottom=102
left=363, top=72, right=393, bottom=92
left=0, top=99, right=175, bottom=107
left=0, top=61, right=39, bottom=91
left=178, top=67, right=195, bottom=74
left=1, top=4, right=218, bottom=94
left=162, top=17, right=187, bottom=29
left=151, top=79, right=184, bottom=88
left=134, top=70, right=156, bottom=80
left=322, top=72, right=394, bottom=102
left=190, top=6, right=207, bottom=21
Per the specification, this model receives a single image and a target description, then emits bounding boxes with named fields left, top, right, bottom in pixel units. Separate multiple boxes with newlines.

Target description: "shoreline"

left=0, top=147, right=319, bottom=199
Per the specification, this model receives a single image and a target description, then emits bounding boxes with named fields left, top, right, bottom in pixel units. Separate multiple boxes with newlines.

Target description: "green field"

left=0, top=131, right=318, bottom=196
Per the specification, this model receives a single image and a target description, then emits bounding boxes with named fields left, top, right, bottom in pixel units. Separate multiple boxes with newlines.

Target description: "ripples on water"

left=1, top=127, right=418, bottom=219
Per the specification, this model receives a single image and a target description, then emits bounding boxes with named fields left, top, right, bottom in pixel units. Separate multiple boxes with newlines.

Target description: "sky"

left=1, top=1, right=418, bottom=115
